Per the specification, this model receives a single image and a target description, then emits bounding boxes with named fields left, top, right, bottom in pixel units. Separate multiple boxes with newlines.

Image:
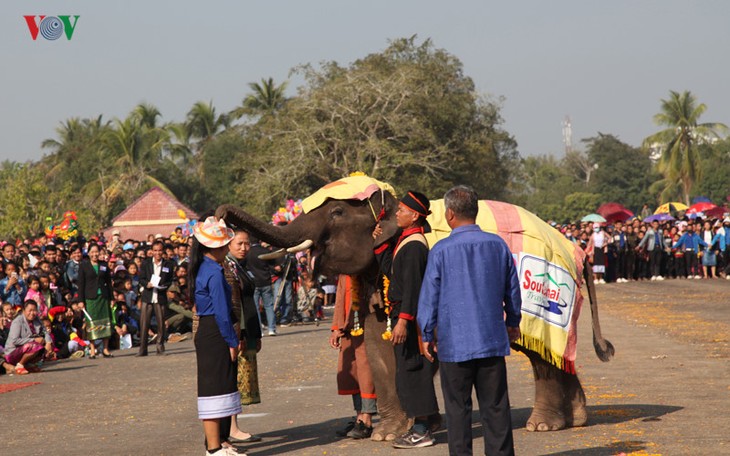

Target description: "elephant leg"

left=563, top=369, right=588, bottom=428
left=363, top=311, right=408, bottom=441
left=524, top=350, right=569, bottom=432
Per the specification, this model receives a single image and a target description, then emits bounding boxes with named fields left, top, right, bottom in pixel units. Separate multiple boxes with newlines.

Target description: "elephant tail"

left=583, top=259, right=615, bottom=362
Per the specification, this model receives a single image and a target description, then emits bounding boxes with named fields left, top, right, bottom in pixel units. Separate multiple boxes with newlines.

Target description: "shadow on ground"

left=230, top=404, right=682, bottom=455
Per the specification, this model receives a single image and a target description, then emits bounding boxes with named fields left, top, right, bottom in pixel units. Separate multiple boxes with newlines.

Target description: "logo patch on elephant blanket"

left=520, top=254, right=576, bottom=328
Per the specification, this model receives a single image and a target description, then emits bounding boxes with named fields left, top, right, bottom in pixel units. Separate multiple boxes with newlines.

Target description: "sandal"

left=15, top=366, right=29, bottom=375
left=102, top=350, right=114, bottom=358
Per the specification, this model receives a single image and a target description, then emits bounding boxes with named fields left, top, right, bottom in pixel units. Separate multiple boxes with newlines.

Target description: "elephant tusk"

left=286, top=239, right=314, bottom=254
left=258, top=248, right=286, bottom=260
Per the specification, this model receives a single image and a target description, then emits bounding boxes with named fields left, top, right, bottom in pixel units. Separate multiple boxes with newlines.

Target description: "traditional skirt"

left=85, top=296, right=112, bottom=340
left=237, top=346, right=261, bottom=405
left=4, top=341, right=44, bottom=365
left=195, top=316, right=242, bottom=420
left=702, top=250, right=717, bottom=267
left=592, top=247, right=606, bottom=274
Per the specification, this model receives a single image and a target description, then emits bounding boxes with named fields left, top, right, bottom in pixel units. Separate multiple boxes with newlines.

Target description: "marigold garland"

left=349, top=275, right=364, bottom=337
left=381, top=275, right=392, bottom=340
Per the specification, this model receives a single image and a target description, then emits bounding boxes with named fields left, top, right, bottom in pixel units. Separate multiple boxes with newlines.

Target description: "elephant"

left=216, top=176, right=614, bottom=433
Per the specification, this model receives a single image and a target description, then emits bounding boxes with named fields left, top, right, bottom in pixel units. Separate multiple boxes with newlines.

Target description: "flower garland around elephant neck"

left=349, top=275, right=364, bottom=337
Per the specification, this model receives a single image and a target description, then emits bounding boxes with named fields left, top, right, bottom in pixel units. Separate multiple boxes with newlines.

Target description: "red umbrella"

left=704, top=206, right=727, bottom=219
left=597, top=202, right=634, bottom=223
left=686, top=201, right=717, bottom=214
left=604, top=209, right=634, bottom=223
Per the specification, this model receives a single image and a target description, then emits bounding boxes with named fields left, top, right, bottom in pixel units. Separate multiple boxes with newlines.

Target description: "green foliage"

left=583, top=133, right=659, bottom=211
left=643, top=90, right=728, bottom=204
left=694, top=138, right=730, bottom=203
left=6, top=42, right=730, bottom=239
left=235, top=36, right=519, bottom=217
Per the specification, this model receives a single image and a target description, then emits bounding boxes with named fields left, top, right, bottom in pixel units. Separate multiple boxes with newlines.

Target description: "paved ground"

left=2, top=279, right=729, bottom=455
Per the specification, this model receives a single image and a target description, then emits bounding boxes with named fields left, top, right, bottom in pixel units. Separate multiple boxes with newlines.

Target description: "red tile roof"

left=102, top=187, right=199, bottom=242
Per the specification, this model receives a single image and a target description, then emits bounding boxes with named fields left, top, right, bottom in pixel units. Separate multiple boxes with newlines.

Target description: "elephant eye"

left=330, top=207, right=344, bottom=219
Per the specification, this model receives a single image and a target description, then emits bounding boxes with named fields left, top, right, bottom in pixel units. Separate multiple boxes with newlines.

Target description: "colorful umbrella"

left=654, top=202, right=688, bottom=214
left=704, top=206, right=727, bottom=219
left=581, top=213, right=607, bottom=223
left=604, top=209, right=634, bottom=223
left=686, top=201, right=717, bottom=215
left=692, top=196, right=711, bottom=204
left=643, top=213, right=675, bottom=223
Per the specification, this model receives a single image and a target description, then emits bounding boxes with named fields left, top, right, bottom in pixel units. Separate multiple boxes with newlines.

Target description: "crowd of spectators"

left=0, top=225, right=328, bottom=376
left=550, top=211, right=730, bottom=283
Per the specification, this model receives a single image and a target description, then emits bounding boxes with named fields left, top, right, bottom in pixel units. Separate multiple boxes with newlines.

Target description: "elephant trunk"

left=583, top=260, right=615, bottom=362
left=215, top=204, right=308, bottom=248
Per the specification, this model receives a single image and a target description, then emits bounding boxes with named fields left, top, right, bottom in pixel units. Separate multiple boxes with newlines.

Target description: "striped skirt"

left=195, top=315, right=242, bottom=420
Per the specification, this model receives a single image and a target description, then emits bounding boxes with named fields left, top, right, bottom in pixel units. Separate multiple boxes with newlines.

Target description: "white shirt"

left=151, top=260, right=162, bottom=303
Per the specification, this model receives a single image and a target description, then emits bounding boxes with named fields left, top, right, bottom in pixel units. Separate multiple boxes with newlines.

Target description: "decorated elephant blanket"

left=425, top=199, right=586, bottom=374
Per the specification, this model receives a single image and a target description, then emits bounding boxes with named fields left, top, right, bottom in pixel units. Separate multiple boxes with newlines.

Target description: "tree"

left=236, top=37, right=519, bottom=216
left=643, top=90, right=728, bottom=204
left=231, top=77, right=288, bottom=119
left=0, top=163, right=56, bottom=238
left=583, top=133, right=659, bottom=211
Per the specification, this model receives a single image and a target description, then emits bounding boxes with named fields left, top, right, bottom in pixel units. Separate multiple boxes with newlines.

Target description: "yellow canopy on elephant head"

left=301, top=175, right=396, bottom=214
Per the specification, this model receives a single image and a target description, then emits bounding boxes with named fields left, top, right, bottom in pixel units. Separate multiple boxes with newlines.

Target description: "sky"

left=2, top=1, right=729, bottom=163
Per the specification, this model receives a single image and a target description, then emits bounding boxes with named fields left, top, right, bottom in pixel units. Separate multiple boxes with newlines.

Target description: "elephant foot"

left=526, top=406, right=566, bottom=432
left=566, top=403, right=588, bottom=428
left=371, top=418, right=409, bottom=442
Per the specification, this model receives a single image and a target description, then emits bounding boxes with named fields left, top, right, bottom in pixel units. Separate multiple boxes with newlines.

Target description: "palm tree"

left=185, top=101, right=229, bottom=147
left=133, top=103, right=162, bottom=129
left=643, top=90, right=728, bottom=204
left=98, top=113, right=170, bottom=205
left=231, top=77, right=288, bottom=119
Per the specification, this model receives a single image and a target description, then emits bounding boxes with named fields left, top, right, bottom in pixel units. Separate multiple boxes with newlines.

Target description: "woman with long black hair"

left=189, top=216, right=242, bottom=456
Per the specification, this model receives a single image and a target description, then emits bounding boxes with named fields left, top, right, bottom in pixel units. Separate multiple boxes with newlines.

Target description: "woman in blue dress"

left=190, top=216, right=242, bottom=456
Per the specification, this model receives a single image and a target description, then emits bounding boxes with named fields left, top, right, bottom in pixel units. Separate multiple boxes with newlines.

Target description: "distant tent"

left=102, top=187, right=198, bottom=241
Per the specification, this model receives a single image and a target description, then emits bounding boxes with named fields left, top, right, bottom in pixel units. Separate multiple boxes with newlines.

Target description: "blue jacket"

left=0, top=277, right=27, bottom=305
left=672, top=232, right=706, bottom=253
left=711, top=232, right=726, bottom=251
left=194, top=256, right=237, bottom=348
left=417, top=225, right=522, bottom=363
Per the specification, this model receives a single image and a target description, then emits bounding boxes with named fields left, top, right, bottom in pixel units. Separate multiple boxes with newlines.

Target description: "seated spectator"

left=49, top=306, right=84, bottom=359
left=0, top=302, right=16, bottom=349
left=0, top=262, right=27, bottom=306
left=297, top=277, right=323, bottom=324
left=3, top=300, right=52, bottom=375
left=112, top=292, right=137, bottom=348
left=166, top=266, right=193, bottom=335
left=25, top=275, right=46, bottom=318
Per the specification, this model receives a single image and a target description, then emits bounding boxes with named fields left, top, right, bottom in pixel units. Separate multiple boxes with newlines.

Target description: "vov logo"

left=24, top=16, right=80, bottom=41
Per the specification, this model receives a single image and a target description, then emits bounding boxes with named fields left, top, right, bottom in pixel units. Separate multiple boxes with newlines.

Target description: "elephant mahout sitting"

left=216, top=175, right=614, bottom=433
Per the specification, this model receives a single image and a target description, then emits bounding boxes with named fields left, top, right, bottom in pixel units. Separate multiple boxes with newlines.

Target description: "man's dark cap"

left=400, top=191, right=431, bottom=218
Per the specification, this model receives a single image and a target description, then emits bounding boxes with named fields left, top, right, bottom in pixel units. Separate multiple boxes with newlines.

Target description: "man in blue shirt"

left=418, top=185, right=521, bottom=456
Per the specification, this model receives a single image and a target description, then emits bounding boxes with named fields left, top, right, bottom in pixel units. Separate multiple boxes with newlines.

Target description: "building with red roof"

left=101, top=187, right=198, bottom=241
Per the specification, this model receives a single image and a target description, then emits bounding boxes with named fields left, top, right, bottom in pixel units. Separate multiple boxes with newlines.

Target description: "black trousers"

left=394, top=320, right=439, bottom=419
left=439, top=357, right=514, bottom=456
left=139, top=301, right=166, bottom=354
left=649, top=249, right=663, bottom=277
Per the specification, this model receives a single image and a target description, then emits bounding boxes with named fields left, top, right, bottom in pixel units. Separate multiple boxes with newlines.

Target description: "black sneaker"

left=347, top=420, right=373, bottom=439
left=392, top=429, right=434, bottom=448
left=335, top=420, right=355, bottom=437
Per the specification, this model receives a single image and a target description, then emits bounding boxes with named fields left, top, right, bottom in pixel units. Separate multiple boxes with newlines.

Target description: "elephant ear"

left=373, top=191, right=399, bottom=248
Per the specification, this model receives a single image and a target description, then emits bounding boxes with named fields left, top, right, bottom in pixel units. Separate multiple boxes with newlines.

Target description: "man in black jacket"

left=246, top=239, right=277, bottom=336
left=136, top=240, right=176, bottom=356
